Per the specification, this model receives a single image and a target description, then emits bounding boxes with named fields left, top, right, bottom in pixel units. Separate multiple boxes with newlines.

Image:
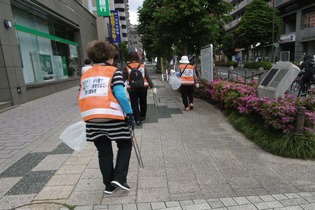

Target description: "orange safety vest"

left=78, top=65, right=125, bottom=122
left=126, top=62, right=149, bottom=88
left=179, top=64, right=195, bottom=85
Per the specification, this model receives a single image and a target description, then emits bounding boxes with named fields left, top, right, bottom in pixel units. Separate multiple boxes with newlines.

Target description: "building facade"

left=225, top=0, right=315, bottom=62
left=80, top=0, right=143, bottom=58
left=80, top=0, right=128, bottom=43
left=128, top=24, right=142, bottom=53
left=0, top=0, right=98, bottom=110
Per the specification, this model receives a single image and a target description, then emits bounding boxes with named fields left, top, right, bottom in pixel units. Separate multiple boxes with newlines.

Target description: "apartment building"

left=80, top=0, right=128, bottom=42
left=0, top=0, right=97, bottom=110
left=128, top=24, right=142, bottom=53
left=225, top=0, right=315, bottom=62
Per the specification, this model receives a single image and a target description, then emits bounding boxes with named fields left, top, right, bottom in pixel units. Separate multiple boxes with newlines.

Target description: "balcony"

left=224, top=17, right=241, bottom=30
left=230, top=0, right=253, bottom=16
left=299, top=27, right=315, bottom=42
left=275, top=0, right=295, bottom=7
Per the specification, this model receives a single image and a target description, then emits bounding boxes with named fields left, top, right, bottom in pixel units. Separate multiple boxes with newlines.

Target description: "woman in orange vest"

left=123, top=52, right=156, bottom=125
left=78, top=40, right=135, bottom=195
left=178, top=55, right=199, bottom=111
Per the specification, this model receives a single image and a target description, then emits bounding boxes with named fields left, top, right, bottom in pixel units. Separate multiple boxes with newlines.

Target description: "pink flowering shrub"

left=255, top=95, right=298, bottom=133
left=204, top=80, right=315, bottom=134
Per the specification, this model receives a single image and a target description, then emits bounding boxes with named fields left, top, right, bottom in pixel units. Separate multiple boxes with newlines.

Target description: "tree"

left=236, top=0, right=282, bottom=51
left=221, top=32, right=236, bottom=61
left=117, top=42, right=129, bottom=63
left=138, top=0, right=233, bottom=60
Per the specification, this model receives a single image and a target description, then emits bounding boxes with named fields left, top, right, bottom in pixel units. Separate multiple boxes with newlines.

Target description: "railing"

left=214, top=67, right=265, bottom=84
left=227, top=69, right=265, bottom=83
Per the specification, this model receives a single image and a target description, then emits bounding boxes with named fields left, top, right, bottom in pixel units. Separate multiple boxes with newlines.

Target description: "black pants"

left=94, top=138, right=132, bottom=188
left=301, top=75, right=311, bottom=93
left=128, top=88, right=148, bottom=122
left=180, top=85, right=194, bottom=108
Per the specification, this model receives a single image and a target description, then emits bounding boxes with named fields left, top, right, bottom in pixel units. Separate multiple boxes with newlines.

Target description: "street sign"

left=96, top=0, right=110, bottom=17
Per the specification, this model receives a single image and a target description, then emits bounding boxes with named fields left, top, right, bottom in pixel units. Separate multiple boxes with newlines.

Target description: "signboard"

left=96, top=0, right=110, bottom=17
left=200, top=44, right=214, bottom=82
left=109, top=10, right=121, bottom=43
left=279, top=33, right=295, bottom=43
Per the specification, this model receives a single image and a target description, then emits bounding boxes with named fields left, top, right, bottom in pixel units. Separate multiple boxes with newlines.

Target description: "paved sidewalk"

left=0, top=72, right=314, bottom=210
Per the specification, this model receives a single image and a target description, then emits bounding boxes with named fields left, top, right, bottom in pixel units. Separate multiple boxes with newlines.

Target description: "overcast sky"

left=129, top=0, right=144, bottom=25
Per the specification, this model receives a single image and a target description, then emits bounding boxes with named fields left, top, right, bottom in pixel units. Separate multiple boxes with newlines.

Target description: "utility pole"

left=271, top=0, right=275, bottom=63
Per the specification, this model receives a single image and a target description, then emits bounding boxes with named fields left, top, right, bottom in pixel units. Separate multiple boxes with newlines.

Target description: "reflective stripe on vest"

left=179, top=64, right=195, bottom=85
left=78, top=65, right=125, bottom=121
left=126, top=63, right=149, bottom=88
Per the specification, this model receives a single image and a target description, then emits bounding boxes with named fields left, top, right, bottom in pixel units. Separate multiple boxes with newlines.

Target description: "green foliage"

left=195, top=80, right=315, bottom=159
left=227, top=111, right=315, bottom=159
left=244, top=61, right=272, bottom=70
left=138, top=0, right=233, bottom=59
left=117, top=42, right=129, bottom=63
left=236, top=0, right=282, bottom=49
left=194, top=78, right=212, bottom=100
left=221, top=32, right=236, bottom=60
left=292, top=61, right=300, bottom=66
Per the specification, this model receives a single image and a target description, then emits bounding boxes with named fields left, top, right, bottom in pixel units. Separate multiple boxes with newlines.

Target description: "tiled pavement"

left=0, top=72, right=314, bottom=210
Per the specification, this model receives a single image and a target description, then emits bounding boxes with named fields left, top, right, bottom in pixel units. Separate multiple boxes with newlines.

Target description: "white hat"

left=179, top=56, right=190, bottom=64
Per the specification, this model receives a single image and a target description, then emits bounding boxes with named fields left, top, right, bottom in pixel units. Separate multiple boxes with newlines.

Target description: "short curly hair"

left=86, top=40, right=117, bottom=63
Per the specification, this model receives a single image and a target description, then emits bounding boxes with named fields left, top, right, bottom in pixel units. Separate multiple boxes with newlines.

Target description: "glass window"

left=302, top=7, right=315, bottom=29
left=16, top=31, right=38, bottom=83
left=12, top=3, right=79, bottom=84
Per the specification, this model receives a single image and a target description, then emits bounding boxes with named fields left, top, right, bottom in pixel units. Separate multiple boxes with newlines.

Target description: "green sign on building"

left=96, top=0, right=110, bottom=17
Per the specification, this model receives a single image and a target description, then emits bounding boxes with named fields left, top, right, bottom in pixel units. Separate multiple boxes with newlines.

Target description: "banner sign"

left=109, top=10, right=121, bottom=43
left=96, top=0, right=110, bottom=17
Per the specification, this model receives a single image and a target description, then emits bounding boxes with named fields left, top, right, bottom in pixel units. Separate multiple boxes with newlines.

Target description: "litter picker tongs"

left=130, top=127, right=144, bottom=168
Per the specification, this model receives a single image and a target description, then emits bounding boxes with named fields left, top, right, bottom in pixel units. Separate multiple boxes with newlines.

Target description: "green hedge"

left=244, top=61, right=272, bottom=70
left=226, top=110, right=315, bottom=159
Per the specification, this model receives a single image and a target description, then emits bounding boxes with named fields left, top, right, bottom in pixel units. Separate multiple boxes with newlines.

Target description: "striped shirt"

left=85, top=68, right=132, bottom=141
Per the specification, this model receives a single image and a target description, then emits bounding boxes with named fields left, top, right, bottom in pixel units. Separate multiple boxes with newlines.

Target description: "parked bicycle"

left=290, top=77, right=315, bottom=97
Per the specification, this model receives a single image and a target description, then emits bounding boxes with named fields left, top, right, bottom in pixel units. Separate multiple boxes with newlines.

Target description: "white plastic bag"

left=169, top=74, right=181, bottom=90
left=59, top=121, right=87, bottom=152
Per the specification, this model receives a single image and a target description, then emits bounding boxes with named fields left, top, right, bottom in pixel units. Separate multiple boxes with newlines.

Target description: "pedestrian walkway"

left=0, top=71, right=314, bottom=210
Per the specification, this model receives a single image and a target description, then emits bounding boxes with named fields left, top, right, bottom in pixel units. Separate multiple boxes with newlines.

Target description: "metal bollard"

left=294, top=106, right=306, bottom=135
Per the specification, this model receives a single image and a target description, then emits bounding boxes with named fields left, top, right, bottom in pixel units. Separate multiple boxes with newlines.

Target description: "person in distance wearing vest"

left=178, top=55, right=199, bottom=111
left=78, top=40, right=135, bottom=195
left=123, top=51, right=156, bottom=126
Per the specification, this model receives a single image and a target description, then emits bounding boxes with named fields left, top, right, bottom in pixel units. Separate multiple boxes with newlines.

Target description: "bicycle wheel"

left=290, top=80, right=300, bottom=95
